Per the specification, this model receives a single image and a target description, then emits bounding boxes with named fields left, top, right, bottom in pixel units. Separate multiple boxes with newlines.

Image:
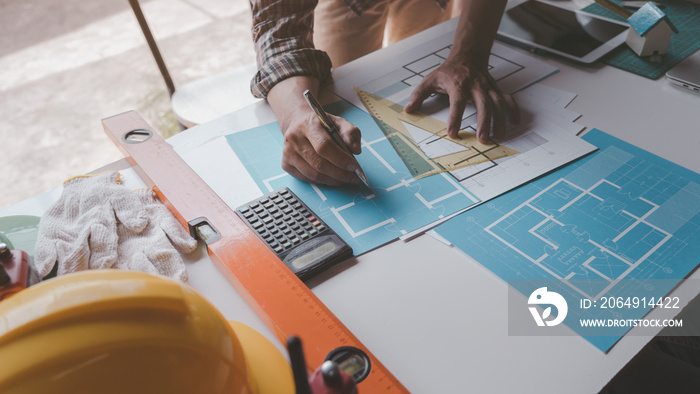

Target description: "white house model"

left=626, top=2, right=678, bottom=57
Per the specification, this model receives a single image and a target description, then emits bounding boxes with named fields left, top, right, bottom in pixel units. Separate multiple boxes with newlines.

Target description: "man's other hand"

left=404, top=57, right=520, bottom=144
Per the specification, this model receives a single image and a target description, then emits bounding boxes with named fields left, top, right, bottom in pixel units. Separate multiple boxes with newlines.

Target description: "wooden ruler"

left=103, top=111, right=407, bottom=393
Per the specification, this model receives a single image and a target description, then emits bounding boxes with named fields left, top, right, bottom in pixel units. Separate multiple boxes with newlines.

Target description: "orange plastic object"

left=102, top=111, right=407, bottom=393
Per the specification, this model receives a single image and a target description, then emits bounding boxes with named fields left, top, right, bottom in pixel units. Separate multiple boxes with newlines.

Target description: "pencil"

left=303, top=89, right=371, bottom=188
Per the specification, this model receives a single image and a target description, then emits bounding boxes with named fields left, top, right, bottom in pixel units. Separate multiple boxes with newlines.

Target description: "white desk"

left=172, top=40, right=700, bottom=391
left=167, top=26, right=700, bottom=392
left=3, top=18, right=699, bottom=394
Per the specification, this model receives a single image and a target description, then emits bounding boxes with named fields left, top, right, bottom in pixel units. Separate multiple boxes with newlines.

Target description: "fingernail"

left=347, top=164, right=358, bottom=171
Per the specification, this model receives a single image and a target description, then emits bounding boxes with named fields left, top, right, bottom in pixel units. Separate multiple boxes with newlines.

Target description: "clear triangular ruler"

left=354, top=88, right=518, bottom=179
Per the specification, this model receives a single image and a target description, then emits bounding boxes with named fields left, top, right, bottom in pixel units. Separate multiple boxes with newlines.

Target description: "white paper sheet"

left=331, top=24, right=559, bottom=134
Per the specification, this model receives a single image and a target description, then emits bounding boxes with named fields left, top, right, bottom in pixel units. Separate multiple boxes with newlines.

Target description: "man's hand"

left=405, top=56, right=519, bottom=143
left=268, top=76, right=362, bottom=186
left=280, top=109, right=362, bottom=186
left=405, top=0, right=519, bottom=144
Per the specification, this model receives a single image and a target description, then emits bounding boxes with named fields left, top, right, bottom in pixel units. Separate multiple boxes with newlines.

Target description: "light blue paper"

left=226, top=100, right=478, bottom=255
left=435, top=129, right=700, bottom=352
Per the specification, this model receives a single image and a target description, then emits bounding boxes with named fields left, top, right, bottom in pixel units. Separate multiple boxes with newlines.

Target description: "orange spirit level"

left=103, top=111, right=407, bottom=393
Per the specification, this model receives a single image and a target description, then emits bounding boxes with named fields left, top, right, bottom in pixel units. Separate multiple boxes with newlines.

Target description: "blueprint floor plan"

left=331, top=18, right=594, bottom=206
left=333, top=34, right=557, bottom=132
left=435, top=130, right=700, bottom=351
left=226, top=101, right=479, bottom=255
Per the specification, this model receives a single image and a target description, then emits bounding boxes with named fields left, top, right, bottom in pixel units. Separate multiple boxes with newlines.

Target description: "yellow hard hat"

left=0, top=270, right=294, bottom=394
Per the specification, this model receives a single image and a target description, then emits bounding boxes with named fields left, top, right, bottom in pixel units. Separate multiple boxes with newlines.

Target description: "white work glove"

left=115, top=188, right=198, bottom=281
left=34, top=172, right=149, bottom=277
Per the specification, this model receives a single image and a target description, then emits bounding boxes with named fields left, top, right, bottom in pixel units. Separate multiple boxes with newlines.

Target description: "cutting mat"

left=584, top=0, right=700, bottom=79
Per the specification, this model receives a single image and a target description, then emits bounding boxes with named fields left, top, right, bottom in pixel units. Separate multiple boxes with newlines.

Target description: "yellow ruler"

left=354, top=88, right=518, bottom=179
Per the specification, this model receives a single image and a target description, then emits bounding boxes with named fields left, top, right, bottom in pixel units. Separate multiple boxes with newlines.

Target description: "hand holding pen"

left=303, top=90, right=370, bottom=188
left=264, top=76, right=367, bottom=187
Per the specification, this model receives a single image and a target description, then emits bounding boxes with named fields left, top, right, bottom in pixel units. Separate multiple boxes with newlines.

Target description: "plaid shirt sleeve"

left=249, top=0, right=333, bottom=98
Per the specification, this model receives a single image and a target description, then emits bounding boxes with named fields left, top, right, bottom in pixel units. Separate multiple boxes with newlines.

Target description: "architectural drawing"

left=355, top=88, right=519, bottom=179
left=354, top=44, right=529, bottom=131
left=435, top=130, right=700, bottom=351
left=226, top=100, right=479, bottom=255
left=332, top=23, right=559, bottom=129
left=333, top=25, right=593, bottom=205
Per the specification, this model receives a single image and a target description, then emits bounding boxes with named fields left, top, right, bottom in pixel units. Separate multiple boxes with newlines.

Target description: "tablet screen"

left=498, top=1, right=628, bottom=58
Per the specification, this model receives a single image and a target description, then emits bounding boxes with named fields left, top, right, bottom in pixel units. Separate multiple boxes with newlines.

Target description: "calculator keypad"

left=235, top=187, right=353, bottom=280
left=236, top=187, right=352, bottom=280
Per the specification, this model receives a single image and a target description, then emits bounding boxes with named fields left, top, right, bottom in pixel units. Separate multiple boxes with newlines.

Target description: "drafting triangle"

left=400, top=120, right=469, bottom=159
left=354, top=87, right=520, bottom=178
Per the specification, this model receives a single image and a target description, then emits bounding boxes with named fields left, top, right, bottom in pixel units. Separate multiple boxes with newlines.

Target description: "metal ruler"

left=355, top=88, right=518, bottom=179
left=103, top=111, right=408, bottom=393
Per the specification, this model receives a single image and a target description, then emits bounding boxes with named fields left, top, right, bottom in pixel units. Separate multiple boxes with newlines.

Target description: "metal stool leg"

left=127, top=0, right=185, bottom=130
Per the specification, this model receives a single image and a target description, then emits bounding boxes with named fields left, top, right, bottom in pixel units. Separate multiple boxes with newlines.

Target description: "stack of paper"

left=329, top=24, right=598, bottom=237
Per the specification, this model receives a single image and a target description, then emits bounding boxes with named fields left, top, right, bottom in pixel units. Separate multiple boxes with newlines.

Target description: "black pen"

left=303, top=89, right=371, bottom=188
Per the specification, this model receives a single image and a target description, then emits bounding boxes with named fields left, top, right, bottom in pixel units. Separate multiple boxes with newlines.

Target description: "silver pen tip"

left=356, top=170, right=371, bottom=188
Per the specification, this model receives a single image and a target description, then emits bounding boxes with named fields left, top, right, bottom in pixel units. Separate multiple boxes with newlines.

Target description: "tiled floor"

left=0, top=0, right=256, bottom=209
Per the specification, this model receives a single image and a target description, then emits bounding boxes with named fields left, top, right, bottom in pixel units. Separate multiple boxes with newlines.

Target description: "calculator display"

left=290, top=240, right=337, bottom=269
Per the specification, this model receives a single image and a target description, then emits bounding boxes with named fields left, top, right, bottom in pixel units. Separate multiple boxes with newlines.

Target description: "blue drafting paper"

left=226, top=100, right=479, bottom=255
left=435, top=129, right=700, bottom=352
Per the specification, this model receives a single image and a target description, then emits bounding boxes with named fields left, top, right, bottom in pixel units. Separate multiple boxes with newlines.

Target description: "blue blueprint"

left=436, top=129, right=700, bottom=351
left=226, top=100, right=478, bottom=255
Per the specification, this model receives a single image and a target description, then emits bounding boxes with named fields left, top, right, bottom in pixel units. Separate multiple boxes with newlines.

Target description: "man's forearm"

left=450, top=0, right=507, bottom=65
left=267, top=76, right=320, bottom=130
left=249, top=0, right=331, bottom=98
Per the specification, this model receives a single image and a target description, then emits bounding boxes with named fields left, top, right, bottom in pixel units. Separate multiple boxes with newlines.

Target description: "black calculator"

left=235, top=187, right=353, bottom=281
